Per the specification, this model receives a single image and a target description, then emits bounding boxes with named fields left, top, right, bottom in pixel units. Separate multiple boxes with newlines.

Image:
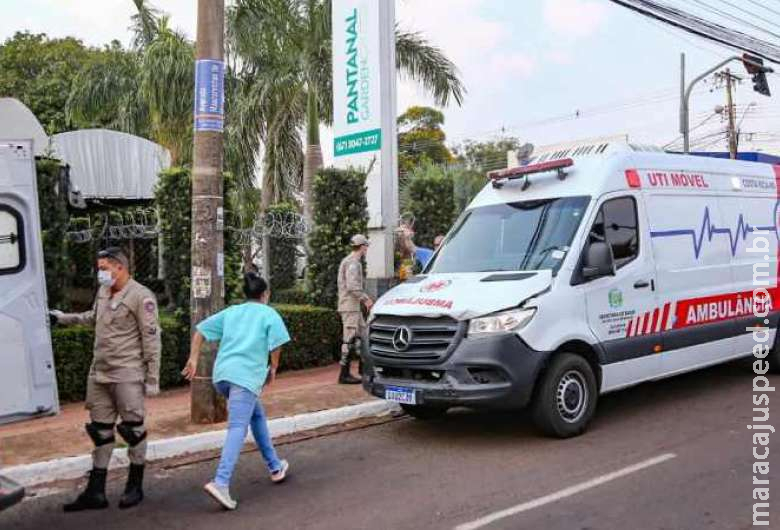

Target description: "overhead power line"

left=680, top=0, right=780, bottom=41
left=609, top=0, right=780, bottom=64
left=744, top=0, right=780, bottom=19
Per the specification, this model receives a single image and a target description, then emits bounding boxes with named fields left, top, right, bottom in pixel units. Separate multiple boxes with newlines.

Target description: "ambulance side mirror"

left=582, top=241, right=615, bottom=280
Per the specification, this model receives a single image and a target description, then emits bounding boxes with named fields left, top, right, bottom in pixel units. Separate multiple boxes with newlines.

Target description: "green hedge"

left=308, top=167, right=369, bottom=308
left=36, top=158, right=70, bottom=309
left=51, top=312, right=188, bottom=402
left=267, top=202, right=299, bottom=290
left=273, top=304, right=342, bottom=371
left=401, top=162, right=456, bottom=248
left=273, top=286, right=311, bottom=305
left=51, top=305, right=340, bottom=402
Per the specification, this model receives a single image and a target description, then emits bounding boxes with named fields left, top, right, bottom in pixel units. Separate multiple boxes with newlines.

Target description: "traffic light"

left=742, top=54, right=772, bottom=97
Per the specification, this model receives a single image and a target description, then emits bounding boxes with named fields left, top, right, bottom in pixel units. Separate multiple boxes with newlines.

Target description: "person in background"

left=337, top=234, right=374, bottom=384
left=182, top=272, right=290, bottom=511
left=398, top=225, right=440, bottom=271
left=50, top=247, right=160, bottom=512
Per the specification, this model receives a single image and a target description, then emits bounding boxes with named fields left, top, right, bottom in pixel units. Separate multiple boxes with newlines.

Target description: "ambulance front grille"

left=368, top=316, right=464, bottom=364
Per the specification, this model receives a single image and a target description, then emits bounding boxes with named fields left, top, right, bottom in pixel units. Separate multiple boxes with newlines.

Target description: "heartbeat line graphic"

left=650, top=206, right=776, bottom=258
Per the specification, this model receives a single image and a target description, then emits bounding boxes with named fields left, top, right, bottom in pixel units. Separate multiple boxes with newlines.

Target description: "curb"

left=4, top=400, right=399, bottom=488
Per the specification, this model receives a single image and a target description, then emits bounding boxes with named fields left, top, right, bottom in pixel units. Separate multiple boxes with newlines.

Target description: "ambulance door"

left=644, top=189, right=737, bottom=376
left=0, top=141, right=59, bottom=424
left=581, top=192, right=662, bottom=391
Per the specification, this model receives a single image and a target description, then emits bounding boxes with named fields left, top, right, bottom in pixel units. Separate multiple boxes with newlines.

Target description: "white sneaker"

left=270, top=459, right=289, bottom=484
left=204, top=481, right=237, bottom=510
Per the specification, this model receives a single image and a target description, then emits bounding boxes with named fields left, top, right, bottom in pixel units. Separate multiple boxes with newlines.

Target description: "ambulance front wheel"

left=531, top=353, right=598, bottom=438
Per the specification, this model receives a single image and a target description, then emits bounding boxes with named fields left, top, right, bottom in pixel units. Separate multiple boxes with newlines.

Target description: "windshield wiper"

left=530, top=245, right=568, bottom=270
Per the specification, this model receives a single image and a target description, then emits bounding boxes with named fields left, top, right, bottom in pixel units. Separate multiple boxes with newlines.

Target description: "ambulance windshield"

left=427, top=196, right=590, bottom=274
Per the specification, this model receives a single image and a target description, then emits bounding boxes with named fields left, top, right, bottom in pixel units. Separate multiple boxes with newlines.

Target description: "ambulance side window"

left=588, top=197, right=639, bottom=269
left=0, top=205, right=25, bottom=275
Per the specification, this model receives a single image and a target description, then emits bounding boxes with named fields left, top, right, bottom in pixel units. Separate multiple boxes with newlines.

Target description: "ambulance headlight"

left=468, top=308, right=536, bottom=336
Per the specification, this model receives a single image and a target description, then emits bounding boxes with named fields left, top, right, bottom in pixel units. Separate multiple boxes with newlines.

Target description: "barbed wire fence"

left=226, top=210, right=310, bottom=249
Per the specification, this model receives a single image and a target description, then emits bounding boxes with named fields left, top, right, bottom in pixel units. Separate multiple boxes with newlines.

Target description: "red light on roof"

left=488, top=158, right=574, bottom=181
left=625, top=169, right=641, bottom=188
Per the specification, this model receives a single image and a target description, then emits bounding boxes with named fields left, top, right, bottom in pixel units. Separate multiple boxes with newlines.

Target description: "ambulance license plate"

left=385, top=386, right=417, bottom=405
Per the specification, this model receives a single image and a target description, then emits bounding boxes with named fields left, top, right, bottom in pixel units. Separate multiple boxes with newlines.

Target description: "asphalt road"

left=4, top=360, right=779, bottom=530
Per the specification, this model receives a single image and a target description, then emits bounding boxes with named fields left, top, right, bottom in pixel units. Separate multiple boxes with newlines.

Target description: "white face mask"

left=97, top=269, right=116, bottom=287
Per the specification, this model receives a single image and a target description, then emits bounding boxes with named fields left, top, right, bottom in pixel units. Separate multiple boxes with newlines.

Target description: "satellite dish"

left=516, top=143, right=534, bottom=164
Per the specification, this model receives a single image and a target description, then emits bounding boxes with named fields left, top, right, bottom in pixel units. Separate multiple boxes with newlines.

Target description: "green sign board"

left=334, top=128, right=382, bottom=157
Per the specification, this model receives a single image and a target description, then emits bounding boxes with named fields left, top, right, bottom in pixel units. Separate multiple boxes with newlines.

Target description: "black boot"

left=338, top=363, right=361, bottom=384
left=63, top=468, right=109, bottom=512
left=118, top=463, right=145, bottom=509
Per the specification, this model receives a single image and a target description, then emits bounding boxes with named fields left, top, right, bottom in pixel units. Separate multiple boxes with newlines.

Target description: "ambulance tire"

left=531, top=353, right=598, bottom=438
left=400, top=404, right=447, bottom=420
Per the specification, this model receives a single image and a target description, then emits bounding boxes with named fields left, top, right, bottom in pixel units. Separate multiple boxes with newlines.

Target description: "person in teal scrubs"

left=182, top=273, right=291, bottom=510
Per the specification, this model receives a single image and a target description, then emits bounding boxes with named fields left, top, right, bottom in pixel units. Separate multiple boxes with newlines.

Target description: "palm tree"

left=229, top=0, right=465, bottom=225
left=67, top=10, right=193, bottom=165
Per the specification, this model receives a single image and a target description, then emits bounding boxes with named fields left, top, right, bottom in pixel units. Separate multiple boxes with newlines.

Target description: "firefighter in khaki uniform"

left=50, top=247, right=160, bottom=512
left=336, top=234, right=374, bottom=384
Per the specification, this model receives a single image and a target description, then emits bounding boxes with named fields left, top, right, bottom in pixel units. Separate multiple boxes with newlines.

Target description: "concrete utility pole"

left=716, top=69, right=741, bottom=160
left=190, top=0, right=226, bottom=424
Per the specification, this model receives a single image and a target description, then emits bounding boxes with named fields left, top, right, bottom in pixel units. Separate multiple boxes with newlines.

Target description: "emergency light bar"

left=488, top=158, right=574, bottom=189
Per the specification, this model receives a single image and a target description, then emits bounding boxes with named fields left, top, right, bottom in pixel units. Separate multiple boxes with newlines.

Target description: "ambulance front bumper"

left=362, top=333, right=551, bottom=410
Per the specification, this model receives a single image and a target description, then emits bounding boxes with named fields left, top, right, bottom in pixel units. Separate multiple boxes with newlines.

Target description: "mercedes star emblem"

left=392, top=326, right=412, bottom=352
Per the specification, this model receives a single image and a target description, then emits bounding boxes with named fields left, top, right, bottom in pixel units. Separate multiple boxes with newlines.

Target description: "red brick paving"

left=0, top=363, right=373, bottom=467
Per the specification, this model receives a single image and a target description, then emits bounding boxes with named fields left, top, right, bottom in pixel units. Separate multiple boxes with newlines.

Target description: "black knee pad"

left=347, top=337, right=361, bottom=352
left=85, top=421, right=116, bottom=447
left=117, top=421, right=147, bottom=447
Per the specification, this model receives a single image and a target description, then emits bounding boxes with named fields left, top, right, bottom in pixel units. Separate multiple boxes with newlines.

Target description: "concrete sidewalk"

left=0, top=364, right=373, bottom=467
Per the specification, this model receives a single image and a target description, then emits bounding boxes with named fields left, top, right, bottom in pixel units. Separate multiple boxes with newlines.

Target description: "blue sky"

left=2, top=0, right=778, bottom=161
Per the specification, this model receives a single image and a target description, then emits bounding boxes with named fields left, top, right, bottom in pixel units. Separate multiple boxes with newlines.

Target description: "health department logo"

left=420, top=280, right=451, bottom=293
left=608, top=289, right=623, bottom=309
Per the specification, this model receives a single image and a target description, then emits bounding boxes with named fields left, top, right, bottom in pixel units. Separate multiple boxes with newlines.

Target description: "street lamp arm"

left=683, top=56, right=740, bottom=104
left=679, top=55, right=770, bottom=154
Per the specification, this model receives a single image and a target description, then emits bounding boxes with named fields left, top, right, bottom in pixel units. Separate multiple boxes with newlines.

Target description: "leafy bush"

left=401, top=162, right=456, bottom=248
left=274, top=304, right=342, bottom=371
left=155, top=167, right=243, bottom=310
left=452, top=167, right=486, bottom=214
left=273, top=285, right=311, bottom=305
left=51, top=305, right=341, bottom=402
left=266, top=202, right=298, bottom=290
left=307, top=167, right=368, bottom=308
left=155, top=167, right=192, bottom=309
left=36, top=158, right=70, bottom=308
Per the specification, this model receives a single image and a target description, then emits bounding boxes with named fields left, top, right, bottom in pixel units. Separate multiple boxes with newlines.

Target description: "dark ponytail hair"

left=243, top=272, right=268, bottom=300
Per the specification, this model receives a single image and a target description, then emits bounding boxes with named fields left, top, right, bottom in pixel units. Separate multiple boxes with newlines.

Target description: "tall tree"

left=0, top=32, right=98, bottom=134
left=229, top=0, right=465, bottom=225
left=67, top=17, right=194, bottom=165
left=454, top=137, right=523, bottom=173
left=397, top=105, right=453, bottom=175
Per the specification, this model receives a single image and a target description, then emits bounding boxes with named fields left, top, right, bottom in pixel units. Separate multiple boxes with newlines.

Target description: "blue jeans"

left=213, top=381, right=282, bottom=487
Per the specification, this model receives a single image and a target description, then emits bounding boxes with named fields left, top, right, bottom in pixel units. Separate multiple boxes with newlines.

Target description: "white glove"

left=49, top=309, right=65, bottom=324
left=144, top=382, right=160, bottom=397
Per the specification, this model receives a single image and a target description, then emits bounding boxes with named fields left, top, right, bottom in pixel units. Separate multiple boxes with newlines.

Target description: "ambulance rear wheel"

left=768, top=327, right=780, bottom=374
left=532, top=353, right=598, bottom=438
left=401, top=404, right=447, bottom=420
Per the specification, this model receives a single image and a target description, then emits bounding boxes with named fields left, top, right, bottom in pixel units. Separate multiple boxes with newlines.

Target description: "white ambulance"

left=364, top=140, right=779, bottom=437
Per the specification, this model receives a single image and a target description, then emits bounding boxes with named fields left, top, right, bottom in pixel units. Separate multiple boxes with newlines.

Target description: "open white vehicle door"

left=0, top=140, right=58, bottom=425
